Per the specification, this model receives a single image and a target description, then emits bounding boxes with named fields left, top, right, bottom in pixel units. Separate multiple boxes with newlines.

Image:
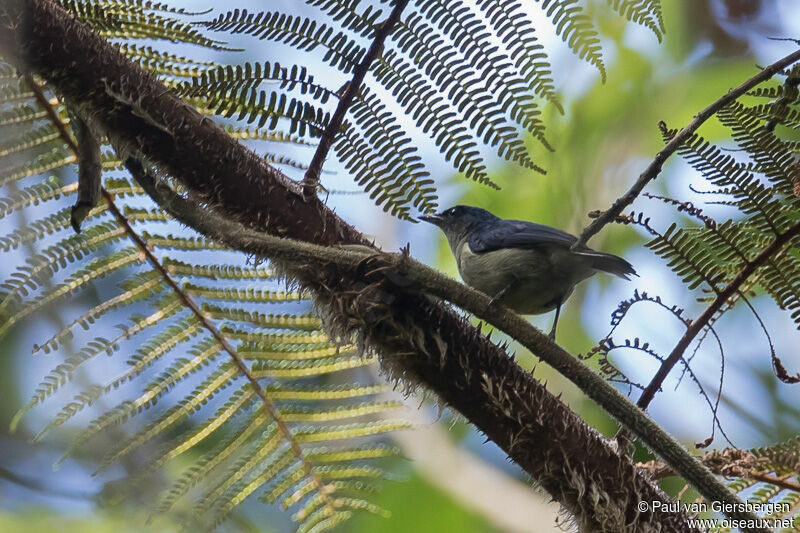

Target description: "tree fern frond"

left=33, top=271, right=164, bottom=355
left=0, top=204, right=102, bottom=253
left=0, top=149, right=75, bottom=188
left=239, top=343, right=356, bottom=361
left=154, top=408, right=267, bottom=514
left=202, top=10, right=364, bottom=74
left=0, top=180, right=76, bottom=220
left=373, top=50, right=490, bottom=186
left=61, top=2, right=234, bottom=51
left=183, top=283, right=302, bottom=303
left=90, top=363, right=241, bottom=471
left=475, top=0, right=562, bottom=111
left=162, top=258, right=276, bottom=280
left=0, top=247, right=144, bottom=339
left=539, top=0, right=606, bottom=81
left=0, top=126, right=61, bottom=159
left=393, top=12, right=547, bottom=166
left=0, top=104, right=48, bottom=127
left=606, top=0, right=664, bottom=40
left=182, top=90, right=330, bottom=138
left=251, top=354, right=379, bottom=378
left=201, top=304, right=322, bottom=330
left=305, top=0, right=383, bottom=37
left=178, top=62, right=339, bottom=105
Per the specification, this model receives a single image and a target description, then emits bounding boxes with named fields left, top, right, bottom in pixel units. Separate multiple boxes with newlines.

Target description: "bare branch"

left=574, top=47, right=800, bottom=249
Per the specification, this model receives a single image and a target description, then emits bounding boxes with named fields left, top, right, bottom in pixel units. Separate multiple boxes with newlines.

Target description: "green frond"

left=153, top=408, right=266, bottom=514
left=196, top=426, right=285, bottom=514
left=475, top=0, right=563, bottom=111
left=395, top=10, right=551, bottom=152
left=372, top=50, right=490, bottom=186
left=263, top=383, right=387, bottom=401
left=0, top=247, right=144, bottom=339
left=606, top=0, right=664, bottom=40
left=179, top=62, right=339, bottom=105
left=344, top=88, right=436, bottom=215
left=646, top=223, right=724, bottom=291
left=293, top=420, right=412, bottom=444
left=201, top=304, right=322, bottom=330
left=224, top=124, right=317, bottom=145
left=60, top=1, right=233, bottom=50
left=540, top=0, right=606, bottom=81
left=33, top=271, right=164, bottom=355
left=0, top=149, right=75, bottom=188
left=0, top=180, right=76, bottom=221
left=92, top=363, right=241, bottom=471
left=0, top=125, right=61, bottom=159
left=48, top=332, right=218, bottom=444
left=184, top=283, right=302, bottom=303
left=0, top=221, right=128, bottom=312
left=162, top=258, right=276, bottom=280
left=202, top=10, right=364, bottom=73
left=251, top=354, right=379, bottom=378
left=0, top=104, right=48, bottom=128
left=0, top=204, right=108, bottom=254
left=239, top=342, right=356, bottom=361
left=183, top=89, right=330, bottom=138
left=277, top=401, right=403, bottom=423
left=305, top=0, right=383, bottom=37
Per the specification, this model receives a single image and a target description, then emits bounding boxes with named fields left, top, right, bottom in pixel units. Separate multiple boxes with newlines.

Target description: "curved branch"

left=126, top=159, right=755, bottom=531
left=574, top=47, right=800, bottom=249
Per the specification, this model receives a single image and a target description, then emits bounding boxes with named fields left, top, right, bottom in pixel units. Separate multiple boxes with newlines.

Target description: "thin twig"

left=301, top=0, right=409, bottom=198
left=637, top=221, right=800, bottom=411
left=27, top=76, right=338, bottom=518
left=573, top=47, right=800, bottom=249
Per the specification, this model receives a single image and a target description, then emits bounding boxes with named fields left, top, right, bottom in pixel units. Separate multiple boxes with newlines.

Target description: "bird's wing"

left=467, top=220, right=577, bottom=253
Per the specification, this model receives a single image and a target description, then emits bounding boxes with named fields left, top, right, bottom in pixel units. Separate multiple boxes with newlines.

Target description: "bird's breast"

left=456, top=241, right=571, bottom=314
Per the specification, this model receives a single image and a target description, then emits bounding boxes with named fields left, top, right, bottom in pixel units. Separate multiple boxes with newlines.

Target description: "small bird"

left=420, top=206, right=636, bottom=339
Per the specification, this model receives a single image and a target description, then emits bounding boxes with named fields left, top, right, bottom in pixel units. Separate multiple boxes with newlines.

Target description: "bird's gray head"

left=420, top=205, right=499, bottom=246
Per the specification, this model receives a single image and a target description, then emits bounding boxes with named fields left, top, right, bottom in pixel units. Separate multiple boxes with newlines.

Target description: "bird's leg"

left=548, top=301, right=562, bottom=340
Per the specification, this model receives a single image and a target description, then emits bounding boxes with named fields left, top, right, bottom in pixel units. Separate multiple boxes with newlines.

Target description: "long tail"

left=580, top=250, right=637, bottom=280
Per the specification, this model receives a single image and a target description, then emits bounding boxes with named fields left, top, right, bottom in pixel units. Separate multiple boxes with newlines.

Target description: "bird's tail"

left=581, top=250, right=637, bottom=280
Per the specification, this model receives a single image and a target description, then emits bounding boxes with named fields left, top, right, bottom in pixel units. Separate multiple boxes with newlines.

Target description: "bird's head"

left=420, top=205, right=498, bottom=245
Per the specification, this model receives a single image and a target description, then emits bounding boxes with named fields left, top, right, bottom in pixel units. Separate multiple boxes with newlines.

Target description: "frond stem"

left=574, top=47, right=800, bottom=249
left=302, top=0, right=410, bottom=198
left=637, top=221, right=800, bottom=411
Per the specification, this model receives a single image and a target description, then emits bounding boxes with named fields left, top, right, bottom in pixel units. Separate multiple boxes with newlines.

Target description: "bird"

left=420, top=205, right=636, bottom=340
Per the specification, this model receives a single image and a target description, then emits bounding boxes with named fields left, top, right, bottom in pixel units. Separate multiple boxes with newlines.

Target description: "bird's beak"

left=419, top=214, right=443, bottom=226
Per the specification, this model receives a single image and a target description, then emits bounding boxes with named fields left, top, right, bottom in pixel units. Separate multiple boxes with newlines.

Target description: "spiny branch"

left=637, top=221, right=800, bottom=411
left=302, top=0, right=409, bottom=198
left=574, top=47, right=800, bottom=249
left=128, top=162, right=760, bottom=531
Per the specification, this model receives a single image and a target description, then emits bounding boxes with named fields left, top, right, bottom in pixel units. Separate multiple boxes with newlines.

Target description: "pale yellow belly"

left=456, top=241, right=590, bottom=315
